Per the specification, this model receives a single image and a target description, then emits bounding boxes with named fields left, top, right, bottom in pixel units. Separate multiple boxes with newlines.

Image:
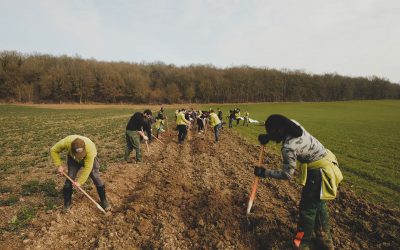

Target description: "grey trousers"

left=64, top=155, right=104, bottom=188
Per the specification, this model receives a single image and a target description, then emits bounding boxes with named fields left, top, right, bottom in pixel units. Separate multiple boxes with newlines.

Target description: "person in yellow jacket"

left=209, top=109, right=222, bottom=142
left=242, top=111, right=249, bottom=127
left=176, top=109, right=190, bottom=144
left=254, top=114, right=342, bottom=250
left=155, top=113, right=165, bottom=138
left=234, top=108, right=241, bottom=125
left=51, top=135, right=111, bottom=211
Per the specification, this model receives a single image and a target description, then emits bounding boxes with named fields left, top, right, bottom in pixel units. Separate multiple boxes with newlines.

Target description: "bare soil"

left=1, top=128, right=399, bottom=249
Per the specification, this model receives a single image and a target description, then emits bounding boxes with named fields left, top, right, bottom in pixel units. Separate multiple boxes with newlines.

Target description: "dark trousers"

left=65, top=155, right=103, bottom=188
left=214, top=123, right=221, bottom=142
left=197, top=118, right=204, bottom=132
left=297, top=169, right=332, bottom=248
left=177, top=125, right=188, bottom=143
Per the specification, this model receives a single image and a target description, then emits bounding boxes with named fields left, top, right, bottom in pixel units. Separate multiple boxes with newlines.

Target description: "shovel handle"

left=247, top=146, right=265, bottom=214
left=151, top=134, right=165, bottom=144
left=61, top=172, right=106, bottom=214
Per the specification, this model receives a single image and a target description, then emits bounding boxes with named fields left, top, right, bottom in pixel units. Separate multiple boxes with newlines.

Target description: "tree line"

left=1, top=50, right=399, bottom=103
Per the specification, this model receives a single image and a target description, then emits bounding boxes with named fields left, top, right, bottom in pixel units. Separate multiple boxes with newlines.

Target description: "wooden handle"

left=62, top=172, right=106, bottom=214
left=151, top=134, right=165, bottom=144
left=246, top=146, right=265, bottom=214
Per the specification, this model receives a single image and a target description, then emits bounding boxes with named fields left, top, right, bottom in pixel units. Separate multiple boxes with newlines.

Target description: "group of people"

left=50, top=107, right=166, bottom=213
left=50, top=107, right=342, bottom=250
left=228, top=108, right=250, bottom=127
left=173, top=108, right=223, bottom=144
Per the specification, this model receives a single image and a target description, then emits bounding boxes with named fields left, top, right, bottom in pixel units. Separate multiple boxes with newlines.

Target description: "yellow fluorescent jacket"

left=297, top=149, right=343, bottom=200
left=50, top=135, right=97, bottom=185
left=209, top=112, right=221, bottom=127
left=176, top=112, right=190, bottom=125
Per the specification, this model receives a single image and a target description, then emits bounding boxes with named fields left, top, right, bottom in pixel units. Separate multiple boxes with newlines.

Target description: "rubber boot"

left=315, top=230, right=334, bottom=250
left=124, top=149, right=133, bottom=163
left=96, top=185, right=111, bottom=211
left=315, top=203, right=334, bottom=250
left=63, top=186, right=73, bottom=211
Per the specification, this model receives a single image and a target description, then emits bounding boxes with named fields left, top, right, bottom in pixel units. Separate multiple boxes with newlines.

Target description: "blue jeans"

left=214, top=123, right=221, bottom=142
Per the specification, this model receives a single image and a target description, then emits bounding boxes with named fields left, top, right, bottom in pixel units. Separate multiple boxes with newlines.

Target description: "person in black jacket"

left=125, top=112, right=148, bottom=163
left=143, top=109, right=154, bottom=142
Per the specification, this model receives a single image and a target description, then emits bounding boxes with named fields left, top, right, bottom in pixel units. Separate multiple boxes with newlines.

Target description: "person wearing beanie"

left=254, top=114, right=342, bottom=250
left=50, top=135, right=111, bottom=211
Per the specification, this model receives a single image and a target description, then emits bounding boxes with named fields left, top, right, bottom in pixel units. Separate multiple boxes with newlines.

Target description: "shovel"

left=151, top=134, right=165, bottom=145
left=246, top=145, right=265, bottom=214
left=61, top=171, right=106, bottom=214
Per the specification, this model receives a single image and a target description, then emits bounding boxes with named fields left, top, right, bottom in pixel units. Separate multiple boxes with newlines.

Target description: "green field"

left=202, top=100, right=400, bottom=208
left=0, top=100, right=399, bottom=209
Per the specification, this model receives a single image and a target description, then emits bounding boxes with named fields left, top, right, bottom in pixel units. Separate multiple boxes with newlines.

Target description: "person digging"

left=254, top=114, right=342, bottom=250
left=125, top=112, right=149, bottom=163
left=50, top=135, right=111, bottom=211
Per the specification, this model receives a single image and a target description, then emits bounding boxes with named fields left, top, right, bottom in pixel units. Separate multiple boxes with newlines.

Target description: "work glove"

left=143, top=135, right=149, bottom=141
left=258, top=134, right=270, bottom=145
left=254, top=166, right=267, bottom=178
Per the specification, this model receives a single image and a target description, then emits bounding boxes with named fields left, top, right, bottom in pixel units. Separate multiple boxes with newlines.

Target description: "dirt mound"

left=1, top=128, right=399, bottom=249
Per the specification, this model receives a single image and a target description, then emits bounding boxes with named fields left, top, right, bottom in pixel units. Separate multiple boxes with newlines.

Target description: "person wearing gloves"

left=254, top=114, right=342, bottom=250
left=125, top=112, right=149, bottom=163
left=209, top=109, right=222, bottom=142
left=50, top=135, right=111, bottom=211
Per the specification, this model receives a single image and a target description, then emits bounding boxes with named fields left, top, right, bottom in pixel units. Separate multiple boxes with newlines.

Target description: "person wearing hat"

left=50, top=135, right=111, bottom=211
left=254, top=114, right=342, bottom=250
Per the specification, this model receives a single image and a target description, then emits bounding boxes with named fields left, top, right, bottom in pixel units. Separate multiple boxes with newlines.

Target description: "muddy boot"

left=315, top=202, right=334, bottom=250
left=96, top=185, right=111, bottom=211
left=315, top=230, right=334, bottom=250
left=63, top=186, right=73, bottom=211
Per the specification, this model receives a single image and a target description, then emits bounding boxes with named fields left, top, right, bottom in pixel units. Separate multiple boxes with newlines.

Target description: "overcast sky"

left=1, top=0, right=399, bottom=83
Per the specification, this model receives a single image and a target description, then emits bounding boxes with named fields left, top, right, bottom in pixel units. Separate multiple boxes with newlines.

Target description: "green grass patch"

left=0, top=195, right=19, bottom=206
left=9, top=207, right=36, bottom=231
left=21, top=179, right=58, bottom=197
left=0, top=186, right=12, bottom=193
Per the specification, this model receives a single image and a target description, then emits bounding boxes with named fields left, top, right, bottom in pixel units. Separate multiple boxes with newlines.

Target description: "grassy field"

left=201, top=100, right=400, bottom=208
left=0, top=100, right=399, bottom=210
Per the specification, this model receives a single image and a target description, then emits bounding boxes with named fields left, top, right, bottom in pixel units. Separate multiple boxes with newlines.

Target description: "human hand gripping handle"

left=60, top=171, right=106, bottom=214
left=254, top=166, right=267, bottom=178
left=57, top=164, right=67, bottom=176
